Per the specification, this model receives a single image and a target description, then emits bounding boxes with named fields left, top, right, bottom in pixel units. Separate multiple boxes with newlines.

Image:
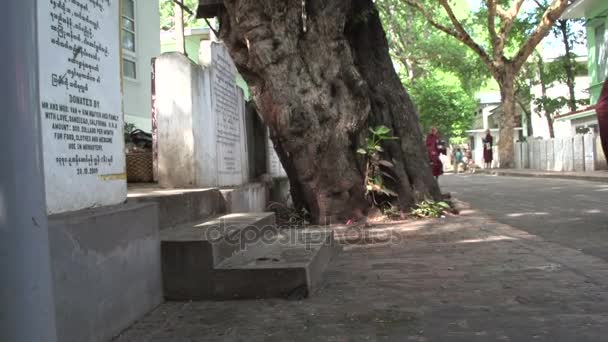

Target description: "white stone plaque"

left=38, top=0, right=125, bottom=214
left=266, top=130, right=287, bottom=178
left=202, top=42, right=248, bottom=186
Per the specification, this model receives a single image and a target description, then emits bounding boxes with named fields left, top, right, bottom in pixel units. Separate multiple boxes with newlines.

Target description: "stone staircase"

left=128, top=185, right=338, bottom=301
left=161, top=212, right=338, bottom=300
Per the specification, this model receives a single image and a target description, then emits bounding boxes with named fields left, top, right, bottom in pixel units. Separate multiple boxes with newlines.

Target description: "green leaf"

left=377, top=160, right=394, bottom=168
left=374, top=125, right=391, bottom=135
left=437, top=201, right=451, bottom=209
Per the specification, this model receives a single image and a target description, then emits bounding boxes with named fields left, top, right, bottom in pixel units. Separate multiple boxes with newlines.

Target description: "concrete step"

left=128, top=187, right=226, bottom=230
left=212, top=228, right=339, bottom=300
left=160, top=212, right=276, bottom=300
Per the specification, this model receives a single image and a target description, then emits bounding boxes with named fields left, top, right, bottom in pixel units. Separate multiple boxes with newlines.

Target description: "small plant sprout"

left=411, top=200, right=451, bottom=218
left=358, top=125, right=398, bottom=204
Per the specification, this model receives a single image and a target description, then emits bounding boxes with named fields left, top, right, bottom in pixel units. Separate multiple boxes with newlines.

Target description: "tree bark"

left=537, top=56, right=555, bottom=138
left=218, top=0, right=440, bottom=224
left=498, top=72, right=517, bottom=168
left=558, top=19, right=578, bottom=112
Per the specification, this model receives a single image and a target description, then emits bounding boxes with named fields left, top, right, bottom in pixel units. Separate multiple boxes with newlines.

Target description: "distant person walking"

left=597, top=78, right=608, bottom=161
left=482, top=129, right=493, bottom=169
left=454, top=148, right=464, bottom=173
left=426, top=127, right=444, bottom=179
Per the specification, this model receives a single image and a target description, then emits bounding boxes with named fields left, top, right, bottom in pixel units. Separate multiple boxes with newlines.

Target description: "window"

left=123, top=58, right=136, bottom=79
left=122, top=0, right=136, bottom=79
left=595, top=23, right=607, bottom=81
left=122, top=0, right=135, bottom=52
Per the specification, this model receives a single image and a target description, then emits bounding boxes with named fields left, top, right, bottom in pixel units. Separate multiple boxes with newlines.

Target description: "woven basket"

left=126, top=152, right=153, bottom=183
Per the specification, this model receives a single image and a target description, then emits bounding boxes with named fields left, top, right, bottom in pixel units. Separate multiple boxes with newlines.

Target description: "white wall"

left=514, top=134, right=607, bottom=171
left=123, top=0, right=160, bottom=132
left=529, top=75, right=590, bottom=139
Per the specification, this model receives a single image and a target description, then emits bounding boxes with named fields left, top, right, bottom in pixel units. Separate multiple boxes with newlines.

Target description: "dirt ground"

left=114, top=201, right=608, bottom=342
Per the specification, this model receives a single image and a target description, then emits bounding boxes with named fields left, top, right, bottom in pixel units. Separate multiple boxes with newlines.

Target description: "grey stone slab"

left=161, top=212, right=278, bottom=300
left=220, top=182, right=268, bottom=213
left=213, top=230, right=337, bottom=299
left=49, top=202, right=162, bottom=342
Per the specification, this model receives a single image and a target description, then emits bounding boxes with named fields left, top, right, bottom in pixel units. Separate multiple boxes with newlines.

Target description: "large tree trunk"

left=558, top=19, right=578, bottom=113
left=218, top=0, right=440, bottom=224
left=537, top=57, right=555, bottom=138
left=498, top=73, right=517, bottom=168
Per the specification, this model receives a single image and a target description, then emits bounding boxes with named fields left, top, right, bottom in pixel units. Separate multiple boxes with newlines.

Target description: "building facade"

left=467, top=93, right=524, bottom=167
left=122, top=0, right=160, bottom=132
left=558, top=0, right=608, bottom=133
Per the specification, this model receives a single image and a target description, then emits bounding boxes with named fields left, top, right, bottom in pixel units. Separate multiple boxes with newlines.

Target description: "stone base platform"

left=48, top=202, right=162, bottom=342
left=128, top=182, right=269, bottom=229
left=161, top=213, right=338, bottom=300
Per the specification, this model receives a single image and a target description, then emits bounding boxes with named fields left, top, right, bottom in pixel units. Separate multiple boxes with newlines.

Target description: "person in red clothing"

left=482, top=129, right=493, bottom=169
left=596, top=79, right=608, bottom=161
left=426, top=127, right=444, bottom=179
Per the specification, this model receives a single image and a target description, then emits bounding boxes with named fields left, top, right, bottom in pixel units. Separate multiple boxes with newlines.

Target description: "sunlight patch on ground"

left=506, top=212, right=550, bottom=217
left=456, top=235, right=516, bottom=244
left=585, top=209, right=602, bottom=214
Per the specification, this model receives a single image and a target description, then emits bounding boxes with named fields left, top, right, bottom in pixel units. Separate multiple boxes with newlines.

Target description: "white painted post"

left=584, top=133, right=596, bottom=172
left=596, top=135, right=608, bottom=170
left=547, top=139, right=555, bottom=171
left=563, top=137, right=574, bottom=172
left=539, top=139, right=547, bottom=170
left=554, top=138, right=564, bottom=172
left=0, top=1, right=58, bottom=340
left=515, top=142, right=522, bottom=169
left=573, top=135, right=585, bottom=172
left=522, top=141, right=529, bottom=168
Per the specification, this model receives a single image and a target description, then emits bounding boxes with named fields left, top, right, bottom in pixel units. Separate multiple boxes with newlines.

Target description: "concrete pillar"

left=0, top=1, right=58, bottom=341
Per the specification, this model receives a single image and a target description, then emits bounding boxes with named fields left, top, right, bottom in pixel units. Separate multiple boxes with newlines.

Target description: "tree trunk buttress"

left=218, top=0, right=440, bottom=224
left=498, top=75, right=517, bottom=168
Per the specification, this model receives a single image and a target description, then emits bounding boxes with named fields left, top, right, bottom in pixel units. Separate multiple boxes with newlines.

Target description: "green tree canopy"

left=407, top=73, right=477, bottom=144
left=159, top=0, right=206, bottom=31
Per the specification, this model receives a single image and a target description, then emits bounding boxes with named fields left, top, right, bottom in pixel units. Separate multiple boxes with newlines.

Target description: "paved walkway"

left=441, top=174, right=608, bottom=262
left=115, top=202, right=608, bottom=341
left=477, top=168, right=608, bottom=183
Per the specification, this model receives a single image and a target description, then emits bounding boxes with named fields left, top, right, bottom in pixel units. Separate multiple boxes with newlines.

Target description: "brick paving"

left=478, top=168, right=608, bottom=183
left=441, top=174, right=608, bottom=262
left=114, top=201, right=608, bottom=342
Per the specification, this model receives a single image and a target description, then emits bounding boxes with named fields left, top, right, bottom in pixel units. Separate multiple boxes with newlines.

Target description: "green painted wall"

left=160, top=36, right=201, bottom=64
left=585, top=5, right=608, bottom=104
